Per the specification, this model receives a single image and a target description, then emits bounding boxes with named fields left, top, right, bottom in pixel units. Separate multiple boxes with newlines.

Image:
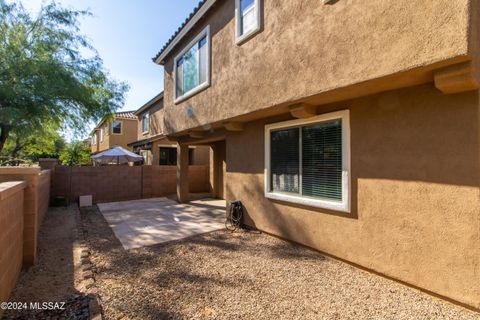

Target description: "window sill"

left=174, top=81, right=210, bottom=104
left=265, top=192, right=350, bottom=212
left=235, top=25, right=261, bottom=45
left=142, top=131, right=150, bottom=136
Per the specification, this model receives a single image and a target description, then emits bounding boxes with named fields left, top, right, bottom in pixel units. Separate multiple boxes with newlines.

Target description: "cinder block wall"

left=0, top=168, right=51, bottom=266
left=51, top=165, right=210, bottom=203
left=0, top=181, right=26, bottom=314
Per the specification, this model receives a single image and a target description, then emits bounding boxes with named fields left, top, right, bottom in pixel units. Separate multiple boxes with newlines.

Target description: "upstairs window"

left=91, top=134, right=96, bottom=145
left=235, top=0, right=261, bottom=44
left=265, top=110, right=350, bottom=212
left=112, top=121, right=122, bottom=134
left=100, top=128, right=104, bottom=142
left=142, top=113, right=150, bottom=134
left=174, top=26, right=210, bottom=103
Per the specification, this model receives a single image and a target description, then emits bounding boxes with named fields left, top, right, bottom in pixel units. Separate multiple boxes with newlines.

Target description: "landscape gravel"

left=79, top=205, right=480, bottom=320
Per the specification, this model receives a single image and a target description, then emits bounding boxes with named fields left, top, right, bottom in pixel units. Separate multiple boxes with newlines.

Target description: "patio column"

left=176, top=143, right=189, bottom=203
left=210, top=141, right=226, bottom=199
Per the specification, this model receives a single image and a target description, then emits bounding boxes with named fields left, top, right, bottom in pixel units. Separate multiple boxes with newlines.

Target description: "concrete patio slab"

left=97, top=197, right=226, bottom=249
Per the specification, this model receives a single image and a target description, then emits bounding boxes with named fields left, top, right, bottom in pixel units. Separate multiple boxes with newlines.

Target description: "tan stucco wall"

left=137, top=99, right=165, bottom=140
left=191, top=146, right=210, bottom=165
left=108, top=119, right=138, bottom=150
left=93, top=118, right=138, bottom=152
left=90, top=130, right=100, bottom=153
left=225, top=84, right=480, bottom=308
left=161, top=0, right=472, bottom=134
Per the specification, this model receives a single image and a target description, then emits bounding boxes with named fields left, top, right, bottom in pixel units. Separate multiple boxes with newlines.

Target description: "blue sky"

left=22, top=0, right=200, bottom=111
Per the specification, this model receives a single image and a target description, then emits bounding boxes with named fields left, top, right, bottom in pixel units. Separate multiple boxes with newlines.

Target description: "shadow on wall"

left=225, top=85, right=480, bottom=187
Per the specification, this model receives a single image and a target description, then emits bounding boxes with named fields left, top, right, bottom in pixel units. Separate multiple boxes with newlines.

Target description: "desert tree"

left=0, top=0, right=128, bottom=152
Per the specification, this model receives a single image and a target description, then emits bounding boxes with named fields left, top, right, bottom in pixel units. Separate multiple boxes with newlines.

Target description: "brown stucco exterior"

left=131, top=95, right=210, bottom=166
left=160, top=0, right=475, bottom=135
left=224, top=84, right=480, bottom=309
left=153, top=0, right=480, bottom=309
left=136, top=97, right=165, bottom=140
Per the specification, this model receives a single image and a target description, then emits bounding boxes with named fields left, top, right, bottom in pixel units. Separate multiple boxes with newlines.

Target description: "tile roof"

left=152, top=0, right=208, bottom=63
left=114, top=111, right=137, bottom=120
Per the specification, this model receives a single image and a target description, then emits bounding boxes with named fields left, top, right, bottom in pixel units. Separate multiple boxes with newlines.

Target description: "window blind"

left=302, top=120, right=342, bottom=201
left=269, top=119, right=343, bottom=202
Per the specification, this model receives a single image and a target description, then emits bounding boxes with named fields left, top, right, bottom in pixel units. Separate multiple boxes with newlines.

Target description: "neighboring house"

left=90, top=111, right=138, bottom=153
left=152, top=0, right=480, bottom=310
left=128, top=92, right=209, bottom=166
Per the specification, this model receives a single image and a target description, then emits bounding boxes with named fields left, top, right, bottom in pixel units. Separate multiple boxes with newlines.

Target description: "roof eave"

left=134, top=92, right=164, bottom=116
left=154, top=0, right=217, bottom=65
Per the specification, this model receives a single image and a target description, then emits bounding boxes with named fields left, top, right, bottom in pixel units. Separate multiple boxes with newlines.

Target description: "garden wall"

left=0, top=181, right=26, bottom=315
left=51, top=165, right=210, bottom=203
left=0, top=168, right=51, bottom=266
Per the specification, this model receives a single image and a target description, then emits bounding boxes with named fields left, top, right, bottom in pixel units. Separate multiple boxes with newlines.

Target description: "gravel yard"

left=80, top=206, right=480, bottom=320
left=2, top=206, right=93, bottom=320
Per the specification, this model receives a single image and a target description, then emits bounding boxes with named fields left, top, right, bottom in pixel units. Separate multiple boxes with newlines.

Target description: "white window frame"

left=142, top=113, right=150, bottom=134
left=91, top=134, right=96, bottom=145
left=235, top=0, right=262, bottom=45
left=173, top=25, right=211, bottom=104
left=111, top=120, right=122, bottom=135
left=100, top=128, right=104, bottom=142
left=264, top=110, right=351, bottom=212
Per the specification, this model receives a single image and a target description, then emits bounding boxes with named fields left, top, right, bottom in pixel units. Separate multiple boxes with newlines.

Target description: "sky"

left=20, top=0, right=200, bottom=111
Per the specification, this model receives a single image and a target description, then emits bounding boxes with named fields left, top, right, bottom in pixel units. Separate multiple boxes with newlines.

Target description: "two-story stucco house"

left=152, top=0, right=480, bottom=309
left=128, top=92, right=210, bottom=166
left=90, top=111, right=138, bottom=153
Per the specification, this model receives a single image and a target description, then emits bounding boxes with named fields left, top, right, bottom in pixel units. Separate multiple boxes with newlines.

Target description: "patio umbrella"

left=91, top=146, right=144, bottom=165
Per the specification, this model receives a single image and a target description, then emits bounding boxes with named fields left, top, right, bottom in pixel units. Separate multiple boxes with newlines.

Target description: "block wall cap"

left=0, top=181, right=27, bottom=200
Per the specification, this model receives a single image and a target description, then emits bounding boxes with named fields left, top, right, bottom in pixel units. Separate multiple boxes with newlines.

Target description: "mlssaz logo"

left=29, top=302, right=66, bottom=310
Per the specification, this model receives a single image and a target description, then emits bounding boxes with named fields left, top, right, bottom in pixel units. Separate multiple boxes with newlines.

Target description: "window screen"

left=302, top=120, right=342, bottom=201
left=176, top=35, right=208, bottom=98
left=269, top=119, right=343, bottom=202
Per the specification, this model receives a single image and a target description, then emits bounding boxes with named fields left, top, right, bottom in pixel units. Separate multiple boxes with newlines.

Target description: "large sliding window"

left=265, top=110, right=350, bottom=212
left=174, top=26, right=210, bottom=103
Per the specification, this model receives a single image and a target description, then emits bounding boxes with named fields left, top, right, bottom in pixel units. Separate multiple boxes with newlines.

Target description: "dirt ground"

left=2, top=205, right=91, bottom=320
left=80, top=205, right=480, bottom=320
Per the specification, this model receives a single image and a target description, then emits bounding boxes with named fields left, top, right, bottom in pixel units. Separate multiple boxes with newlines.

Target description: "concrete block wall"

left=142, top=166, right=177, bottom=198
left=51, top=165, right=210, bottom=203
left=70, top=166, right=142, bottom=203
left=0, top=168, right=51, bottom=266
left=0, top=181, right=26, bottom=314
